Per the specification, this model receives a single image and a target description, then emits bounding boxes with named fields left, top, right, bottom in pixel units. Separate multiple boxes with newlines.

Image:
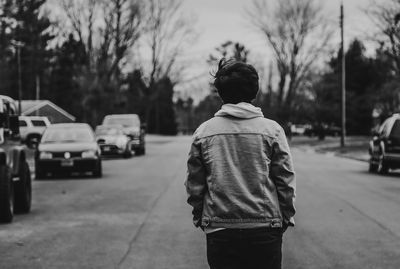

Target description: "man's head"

left=213, top=58, right=259, bottom=104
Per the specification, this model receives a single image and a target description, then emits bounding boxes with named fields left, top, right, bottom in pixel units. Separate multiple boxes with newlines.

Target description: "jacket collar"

left=214, top=102, right=264, bottom=119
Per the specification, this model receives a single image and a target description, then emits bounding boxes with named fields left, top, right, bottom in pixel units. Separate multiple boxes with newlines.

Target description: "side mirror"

left=9, top=115, right=20, bottom=135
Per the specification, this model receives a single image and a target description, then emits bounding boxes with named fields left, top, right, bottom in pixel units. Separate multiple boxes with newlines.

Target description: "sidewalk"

left=290, top=136, right=370, bottom=162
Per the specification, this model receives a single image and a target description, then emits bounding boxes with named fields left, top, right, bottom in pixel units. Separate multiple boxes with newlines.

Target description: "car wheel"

left=123, top=145, right=133, bottom=158
left=368, top=159, right=378, bottom=173
left=93, top=161, right=102, bottom=178
left=27, top=135, right=40, bottom=149
left=377, top=153, right=389, bottom=174
left=0, top=165, right=13, bottom=223
left=136, top=147, right=145, bottom=156
left=14, top=161, right=32, bottom=214
left=35, top=165, right=46, bottom=180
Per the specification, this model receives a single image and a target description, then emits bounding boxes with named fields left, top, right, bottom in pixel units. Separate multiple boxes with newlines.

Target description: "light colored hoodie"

left=185, top=102, right=296, bottom=230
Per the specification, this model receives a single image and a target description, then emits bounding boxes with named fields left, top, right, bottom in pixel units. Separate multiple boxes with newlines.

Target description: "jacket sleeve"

left=270, top=126, right=296, bottom=227
left=185, top=136, right=207, bottom=228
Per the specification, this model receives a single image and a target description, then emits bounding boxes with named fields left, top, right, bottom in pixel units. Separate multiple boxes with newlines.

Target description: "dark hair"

left=212, top=58, right=259, bottom=104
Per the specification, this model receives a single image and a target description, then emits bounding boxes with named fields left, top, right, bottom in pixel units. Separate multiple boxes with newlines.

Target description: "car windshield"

left=103, top=116, right=139, bottom=127
left=41, top=127, right=94, bottom=143
left=95, top=127, right=121, bottom=136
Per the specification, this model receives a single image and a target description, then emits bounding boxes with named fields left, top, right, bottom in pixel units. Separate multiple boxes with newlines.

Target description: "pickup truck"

left=19, top=116, right=51, bottom=147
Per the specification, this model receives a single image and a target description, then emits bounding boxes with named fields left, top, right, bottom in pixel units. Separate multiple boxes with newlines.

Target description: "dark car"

left=304, top=124, right=341, bottom=138
left=95, top=125, right=134, bottom=157
left=35, top=123, right=102, bottom=178
left=369, top=114, right=400, bottom=174
left=102, top=114, right=145, bottom=155
left=0, top=95, right=32, bottom=223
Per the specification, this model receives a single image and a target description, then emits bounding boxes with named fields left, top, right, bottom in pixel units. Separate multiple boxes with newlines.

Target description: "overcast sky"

left=176, top=0, right=374, bottom=101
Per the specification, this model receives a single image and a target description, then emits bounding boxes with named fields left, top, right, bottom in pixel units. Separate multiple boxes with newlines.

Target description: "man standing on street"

left=185, top=58, right=296, bottom=269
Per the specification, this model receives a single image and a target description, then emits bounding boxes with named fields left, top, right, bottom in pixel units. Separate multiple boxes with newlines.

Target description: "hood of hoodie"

left=214, top=102, right=264, bottom=119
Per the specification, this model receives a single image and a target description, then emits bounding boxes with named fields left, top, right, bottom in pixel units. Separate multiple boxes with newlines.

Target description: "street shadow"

left=35, top=172, right=103, bottom=181
left=101, top=155, right=132, bottom=161
left=357, top=169, right=400, bottom=179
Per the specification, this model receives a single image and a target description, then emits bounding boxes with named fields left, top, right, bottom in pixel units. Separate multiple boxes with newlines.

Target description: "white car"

left=102, top=114, right=146, bottom=155
left=19, top=116, right=51, bottom=146
left=95, top=125, right=135, bottom=158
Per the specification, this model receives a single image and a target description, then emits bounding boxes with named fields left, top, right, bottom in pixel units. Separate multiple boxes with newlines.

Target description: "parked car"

left=102, top=114, right=145, bottom=155
left=368, top=113, right=400, bottom=174
left=19, top=116, right=51, bottom=147
left=35, top=123, right=102, bottom=178
left=0, top=95, right=32, bottom=223
left=304, top=124, right=341, bottom=138
left=95, top=125, right=134, bottom=158
left=290, top=124, right=307, bottom=136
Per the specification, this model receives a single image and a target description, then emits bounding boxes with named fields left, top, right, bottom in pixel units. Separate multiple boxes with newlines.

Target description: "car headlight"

left=82, top=150, right=97, bottom=158
left=39, top=152, right=53, bottom=159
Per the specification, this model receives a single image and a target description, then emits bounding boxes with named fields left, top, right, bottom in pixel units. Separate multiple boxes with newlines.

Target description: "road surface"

left=0, top=135, right=400, bottom=269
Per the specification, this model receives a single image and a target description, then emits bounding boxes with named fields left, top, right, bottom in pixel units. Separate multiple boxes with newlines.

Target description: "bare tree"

left=58, top=0, right=143, bottom=78
left=207, top=41, right=250, bottom=64
left=52, top=0, right=144, bottom=123
left=143, top=0, right=196, bottom=88
left=366, top=0, right=400, bottom=76
left=139, top=0, right=196, bottom=132
left=247, top=0, right=332, bottom=120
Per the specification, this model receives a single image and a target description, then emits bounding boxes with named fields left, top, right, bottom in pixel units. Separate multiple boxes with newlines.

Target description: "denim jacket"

left=185, top=103, right=296, bottom=229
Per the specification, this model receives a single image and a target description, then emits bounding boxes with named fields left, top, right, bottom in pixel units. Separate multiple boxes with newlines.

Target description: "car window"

left=19, top=120, right=28, bottom=127
left=390, top=120, right=400, bottom=137
left=42, top=127, right=94, bottom=143
left=31, top=120, right=47, bottom=127
left=103, top=116, right=139, bottom=127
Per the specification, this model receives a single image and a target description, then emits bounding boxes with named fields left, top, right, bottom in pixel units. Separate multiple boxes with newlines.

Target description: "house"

left=21, top=100, right=76, bottom=123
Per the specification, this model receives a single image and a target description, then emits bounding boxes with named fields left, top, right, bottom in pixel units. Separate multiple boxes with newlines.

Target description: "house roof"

left=21, top=100, right=76, bottom=121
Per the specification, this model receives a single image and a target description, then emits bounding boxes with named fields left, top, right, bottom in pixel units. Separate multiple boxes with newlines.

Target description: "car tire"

left=123, top=145, right=133, bottom=158
left=27, top=134, right=40, bottom=149
left=35, top=165, right=46, bottom=180
left=93, top=161, right=102, bottom=178
left=368, top=160, right=378, bottom=173
left=0, top=165, right=13, bottom=223
left=377, top=153, right=389, bottom=174
left=136, top=147, right=145, bottom=156
left=14, top=161, right=32, bottom=214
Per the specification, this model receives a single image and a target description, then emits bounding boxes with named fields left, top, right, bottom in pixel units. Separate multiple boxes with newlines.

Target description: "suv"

left=0, top=95, right=32, bottom=223
left=19, top=116, right=51, bottom=147
left=369, top=113, right=400, bottom=174
left=102, top=114, right=146, bottom=155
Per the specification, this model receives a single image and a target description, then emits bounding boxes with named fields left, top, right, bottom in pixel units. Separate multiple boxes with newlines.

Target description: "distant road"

left=0, top=135, right=399, bottom=268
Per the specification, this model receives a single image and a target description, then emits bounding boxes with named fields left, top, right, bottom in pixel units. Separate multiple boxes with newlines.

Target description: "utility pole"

left=340, top=1, right=346, bottom=147
left=35, top=75, right=40, bottom=116
left=11, top=40, right=23, bottom=116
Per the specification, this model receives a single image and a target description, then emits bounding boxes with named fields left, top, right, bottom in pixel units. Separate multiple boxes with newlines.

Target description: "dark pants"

left=206, top=228, right=283, bottom=269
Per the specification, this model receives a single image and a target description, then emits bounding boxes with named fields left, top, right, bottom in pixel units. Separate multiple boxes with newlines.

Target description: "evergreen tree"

left=0, top=0, right=54, bottom=100
left=147, top=77, right=177, bottom=135
left=313, top=39, right=388, bottom=134
left=48, top=34, right=86, bottom=121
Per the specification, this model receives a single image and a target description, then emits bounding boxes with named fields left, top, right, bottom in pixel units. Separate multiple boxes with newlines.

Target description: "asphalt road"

left=0, top=135, right=400, bottom=269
